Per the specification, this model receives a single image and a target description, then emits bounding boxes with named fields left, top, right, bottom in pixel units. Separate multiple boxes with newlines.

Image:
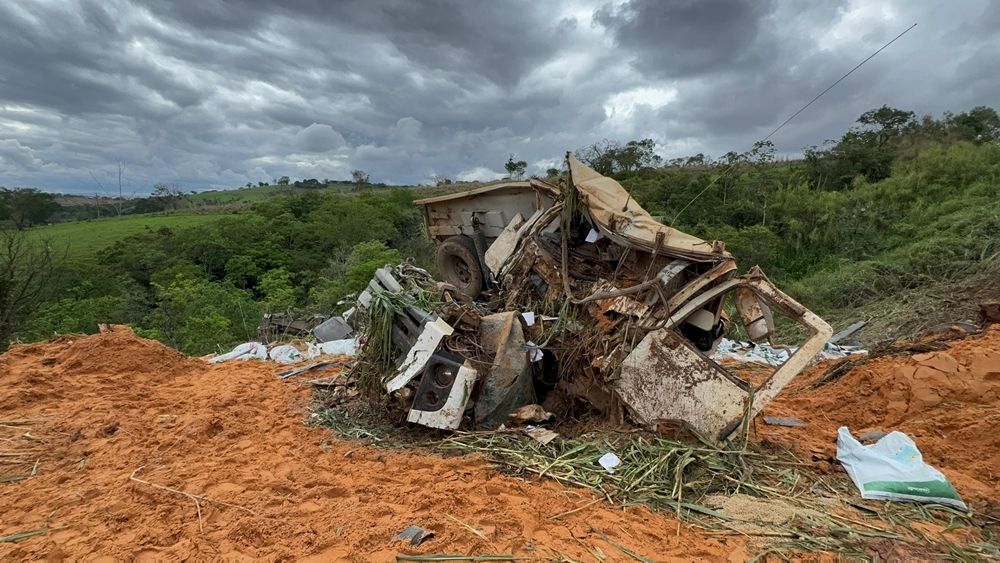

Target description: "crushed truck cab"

left=373, top=154, right=831, bottom=443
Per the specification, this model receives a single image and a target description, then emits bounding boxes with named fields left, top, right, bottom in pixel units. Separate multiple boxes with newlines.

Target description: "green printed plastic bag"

left=836, top=427, right=967, bottom=510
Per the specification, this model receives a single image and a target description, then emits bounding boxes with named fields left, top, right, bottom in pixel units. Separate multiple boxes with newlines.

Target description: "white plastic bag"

left=268, top=344, right=307, bottom=364
left=208, top=342, right=268, bottom=363
left=598, top=452, right=621, bottom=474
left=836, top=427, right=966, bottom=509
left=316, top=337, right=360, bottom=357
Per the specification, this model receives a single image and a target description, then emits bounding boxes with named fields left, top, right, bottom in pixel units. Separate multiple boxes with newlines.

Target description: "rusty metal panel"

left=484, top=213, right=524, bottom=276
left=413, top=179, right=558, bottom=205
left=418, top=184, right=555, bottom=242
left=617, top=329, right=750, bottom=440
left=748, top=308, right=831, bottom=415
left=734, top=286, right=774, bottom=341
left=600, top=294, right=649, bottom=318
left=428, top=225, right=463, bottom=237
left=665, top=258, right=737, bottom=311
left=649, top=272, right=832, bottom=441
left=474, top=311, right=536, bottom=428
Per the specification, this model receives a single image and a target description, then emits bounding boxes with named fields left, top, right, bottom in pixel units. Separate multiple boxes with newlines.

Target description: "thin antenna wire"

left=763, top=23, right=917, bottom=141
left=669, top=22, right=917, bottom=226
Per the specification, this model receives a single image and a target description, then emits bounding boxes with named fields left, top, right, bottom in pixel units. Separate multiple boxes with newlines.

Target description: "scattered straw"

left=0, top=528, right=52, bottom=543
left=547, top=498, right=601, bottom=521
left=438, top=431, right=777, bottom=517
left=434, top=430, right=998, bottom=560
left=128, top=466, right=257, bottom=533
left=444, top=513, right=488, bottom=541
left=598, top=533, right=652, bottom=563
left=395, top=556, right=527, bottom=562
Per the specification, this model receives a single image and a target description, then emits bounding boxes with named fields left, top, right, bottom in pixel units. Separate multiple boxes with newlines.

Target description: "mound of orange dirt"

left=759, top=326, right=1000, bottom=504
left=0, top=328, right=739, bottom=561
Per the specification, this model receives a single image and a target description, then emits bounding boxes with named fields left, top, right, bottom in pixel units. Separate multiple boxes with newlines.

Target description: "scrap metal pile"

left=347, top=154, right=832, bottom=443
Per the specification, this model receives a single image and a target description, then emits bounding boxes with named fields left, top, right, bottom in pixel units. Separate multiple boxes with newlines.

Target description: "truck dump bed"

left=415, top=180, right=559, bottom=244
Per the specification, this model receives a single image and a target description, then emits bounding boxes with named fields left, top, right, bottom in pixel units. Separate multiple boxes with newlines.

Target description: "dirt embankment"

left=0, top=327, right=740, bottom=561
left=759, top=326, right=1000, bottom=505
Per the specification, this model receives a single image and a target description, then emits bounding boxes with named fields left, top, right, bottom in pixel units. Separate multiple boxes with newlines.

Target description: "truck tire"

left=437, top=235, right=484, bottom=299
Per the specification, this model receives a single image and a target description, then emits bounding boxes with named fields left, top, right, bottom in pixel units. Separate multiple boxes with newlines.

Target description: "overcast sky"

left=0, top=1, right=997, bottom=194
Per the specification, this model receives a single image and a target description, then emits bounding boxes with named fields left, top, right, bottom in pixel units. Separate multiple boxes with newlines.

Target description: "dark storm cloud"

left=594, top=0, right=778, bottom=78
left=145, top=0, right=562, bottom=86
left=592, top=0, right=863, bottom=140
left=593, top=0, right=999, bottom=158
left=0, top=0, right=997, bottom=193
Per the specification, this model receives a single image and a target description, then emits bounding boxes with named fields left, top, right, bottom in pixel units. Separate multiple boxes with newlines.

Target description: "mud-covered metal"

left=620, top=270, right=831, bottom=441
left=415, top=180, right=558, bottom=244
left=618, top=329, right=751, bottom=440
left=474, top=312, right=535, bottom=429
left=361, top=153, right=836, bottom=441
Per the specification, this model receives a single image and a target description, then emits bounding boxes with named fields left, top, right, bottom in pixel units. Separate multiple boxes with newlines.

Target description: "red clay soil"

left=0, top=327, right=742, bottom=561
left=758, top=325, right=1000, bottom=505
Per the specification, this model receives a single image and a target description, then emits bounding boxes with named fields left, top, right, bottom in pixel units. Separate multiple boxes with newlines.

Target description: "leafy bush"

left=18, top=296, right=130, bottom=341
left=144, top=269, right=260, bottom=354
left=307, top=240, right=402, bottom=313
left=259, top=268, right=298, bottom=311
left=12, top=189, right=433, bottom=352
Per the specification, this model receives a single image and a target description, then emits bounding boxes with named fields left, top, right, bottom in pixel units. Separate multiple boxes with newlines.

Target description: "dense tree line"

left=0, top=188, right=61, bottom=229
left=7, top=190, right=430, bottom=353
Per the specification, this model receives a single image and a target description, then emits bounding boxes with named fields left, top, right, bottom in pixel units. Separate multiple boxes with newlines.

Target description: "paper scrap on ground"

left=524, top=426, right=558, bottom=445
left=522, top=311, right=535, bottom=326
left=598, top=452, right=621, bottom=473
left=836, top=426, right=966, bottom=510
left=526, top=341, right=544, bottom=362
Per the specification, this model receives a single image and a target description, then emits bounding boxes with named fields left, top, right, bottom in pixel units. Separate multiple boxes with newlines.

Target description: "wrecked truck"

left=356, top=153, right=831, bottom=443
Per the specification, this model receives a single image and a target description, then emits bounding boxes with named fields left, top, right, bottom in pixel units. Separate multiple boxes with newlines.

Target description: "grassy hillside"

left=26, top=181, right=490, bottom=265
left=10, top=190, right=428, bottom=353
left=187, top=181, right=417, bottom=205
left=188, top=185, right=300, bottom=204
left=28, top=212, right=229, bottom=262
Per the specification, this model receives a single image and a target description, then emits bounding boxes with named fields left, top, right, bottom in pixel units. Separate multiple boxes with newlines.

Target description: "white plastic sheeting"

left=837, top=427, right=966, bottom=509
left=316, top=338, right=360, bottom=356
left=208, top=338, right=360, bottom=364
left=712, top=338, right=866, bottom=367
left=208, top=342, right=268, bottom=363
left=269, top=344, right=309, bottom=364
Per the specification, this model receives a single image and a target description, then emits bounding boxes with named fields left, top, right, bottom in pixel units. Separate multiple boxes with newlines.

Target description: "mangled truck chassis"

left=354, top=154, right=831, bottom=443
